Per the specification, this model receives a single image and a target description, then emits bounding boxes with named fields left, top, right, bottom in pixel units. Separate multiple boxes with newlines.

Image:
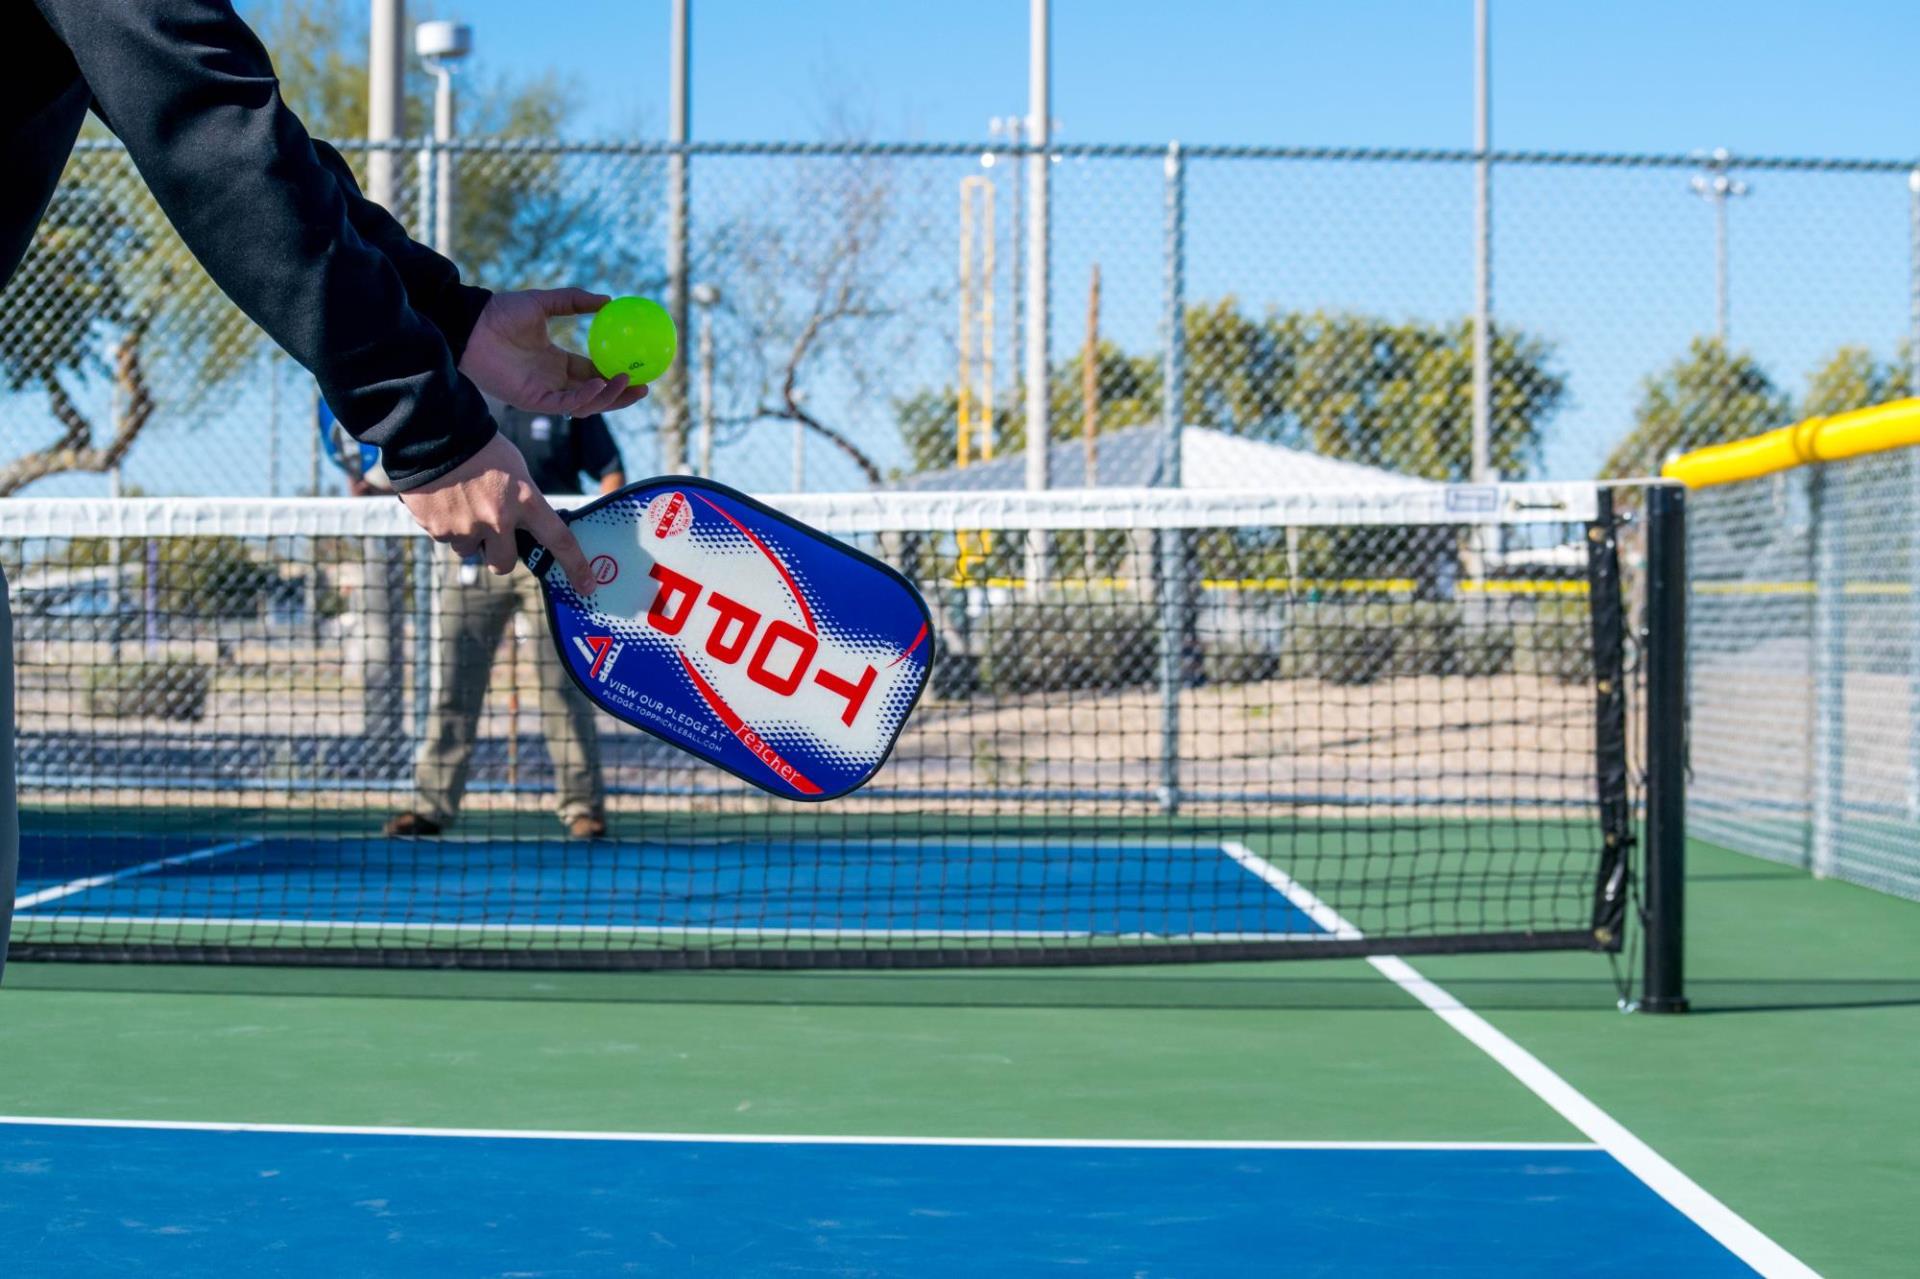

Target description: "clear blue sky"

left=33, top=2, right=1920, bottom=497
left=440, top=0, right=1920, bottom=157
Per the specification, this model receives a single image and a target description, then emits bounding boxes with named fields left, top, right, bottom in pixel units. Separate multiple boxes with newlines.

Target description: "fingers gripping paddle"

left=516, top=478, right=932, bottom=802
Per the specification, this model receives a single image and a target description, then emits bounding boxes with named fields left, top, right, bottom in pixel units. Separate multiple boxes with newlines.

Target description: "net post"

left=1641, top=482, right=1689, bottom=1013
left=1585, top=491, right=1631, bottom=950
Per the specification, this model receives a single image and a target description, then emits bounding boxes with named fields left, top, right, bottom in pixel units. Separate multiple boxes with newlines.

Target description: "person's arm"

left=29, top=0, right=493, bottom=490
left=308, top=139, right=491, bottom=366
left=573, top=414, right=627, bottom=494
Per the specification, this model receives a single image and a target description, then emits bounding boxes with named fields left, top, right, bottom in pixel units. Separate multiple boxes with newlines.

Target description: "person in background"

left=385, top=398, right=626, bottom=840
left=0, top=0, right=644, bottom=979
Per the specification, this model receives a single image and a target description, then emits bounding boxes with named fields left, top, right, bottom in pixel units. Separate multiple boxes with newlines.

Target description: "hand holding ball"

left=588, top=296, right=678, bottom=386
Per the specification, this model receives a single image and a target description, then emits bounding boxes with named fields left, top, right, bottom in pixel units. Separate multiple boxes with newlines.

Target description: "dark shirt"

left=1, top=0, right=496, bottom=491
left=484, top=397, right=623, bottom=494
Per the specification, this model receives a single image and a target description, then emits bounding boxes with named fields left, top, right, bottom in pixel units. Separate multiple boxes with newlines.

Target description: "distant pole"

left=366, top=0, right=405, bottom=210
left=1025, top=0, right=1051, bottom=497
left=1907, top=171, right=1920, bottom=819
left=1470, top=0, right=1493, bottom=483
left=692, top=283, right=719, bottom=478
left=1691, top=149, right=1750, bottom=343
left=1082, top=263, right=1100, bottom=485
left=309, top=382, right=322, bottom=495
left=416, top=22, right=472, bottom=257
left=663, top=0, right=692, bottom=472
left=268, top=356, right=279, bottom=497
left=1024, top=0, right=1052, bottom=592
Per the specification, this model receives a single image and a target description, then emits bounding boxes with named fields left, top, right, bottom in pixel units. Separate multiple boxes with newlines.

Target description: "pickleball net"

left=4, top=482, right=1657, bottom=968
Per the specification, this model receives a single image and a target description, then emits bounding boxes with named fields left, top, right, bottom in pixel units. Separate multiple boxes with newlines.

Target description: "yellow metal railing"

left=1661, top=398, right=1920, bottom=488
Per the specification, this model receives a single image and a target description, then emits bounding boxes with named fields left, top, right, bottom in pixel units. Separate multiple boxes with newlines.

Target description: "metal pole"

left=366, top=0, right=405, bottom=210
left=1157, top=141, right=1188, bottom=815
left=1162, top=144, right=1186, bottom=489
left=1714, top=191, right=1729, bottom=342
left=1470, top=0, right=1493, bottom=484
left=792, top=418, right=806, bottom=491
left=308, top=382, right=322, bottom=496
left=662, top=0, right=691, bottom=472
left=1811, top=466, right=1842, bottom=878
left=416, top=143, right=432, bottom=247
left=1023, top=0, right=1052, bottom=592
left=698, top=302, right=716, bottom=478
left=1690, top=150, right=1748, bottom=343
left=433, top=69, right=454, bottom=255
left=1641, top=483, right=1689, bottom=1013
left=268, top=355, right=279, bottom=497
left=1024, top=0, right=1051, bottom=494
left=1908, top=170, right=1920, bottom=821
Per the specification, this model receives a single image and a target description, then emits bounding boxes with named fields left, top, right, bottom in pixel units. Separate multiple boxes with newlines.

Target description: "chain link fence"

left=1691, top=451, right=1920, bottom=902
left=4, top=140, right=1919, bottom=500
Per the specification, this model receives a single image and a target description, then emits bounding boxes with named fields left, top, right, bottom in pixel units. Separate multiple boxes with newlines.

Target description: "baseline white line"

left=1220, top=841, right=1363, bottom=939
left=13, top=839, right=263, bottom=910
left=1219, top=840, right=1818, bottom=1279
left=0, top=1115, right=1594, bottom=1152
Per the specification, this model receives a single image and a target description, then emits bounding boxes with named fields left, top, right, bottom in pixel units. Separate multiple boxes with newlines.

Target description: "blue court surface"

left=0, top=1120, right=1759, bottom=1277
left=15, top=833, right=1327, bottom=937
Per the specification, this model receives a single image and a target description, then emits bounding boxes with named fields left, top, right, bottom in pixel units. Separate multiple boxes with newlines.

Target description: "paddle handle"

left=516, top=529, right=549, bottom=577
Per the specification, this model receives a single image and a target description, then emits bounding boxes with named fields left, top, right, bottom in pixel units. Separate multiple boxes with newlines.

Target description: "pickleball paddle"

left=516, top=477, right=932, bottom=802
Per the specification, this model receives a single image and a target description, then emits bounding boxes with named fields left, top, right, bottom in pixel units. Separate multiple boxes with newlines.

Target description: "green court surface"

left=4, top=839, right=1915, bottom=1276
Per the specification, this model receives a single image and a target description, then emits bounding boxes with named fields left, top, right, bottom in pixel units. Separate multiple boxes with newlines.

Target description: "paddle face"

left=521, top=477, right=932, bottom=802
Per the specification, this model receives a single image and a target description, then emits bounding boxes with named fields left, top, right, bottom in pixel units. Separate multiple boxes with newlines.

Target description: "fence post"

left=1156, top=142, right=1187, bottom=814
left=1907, top=170, right=1920, bottom=821
left=415, top=139, right=434, bottom=245
left=1641, top=483, right=1689, bottom=1013
left=1810, top=466, right=1842, bottom=878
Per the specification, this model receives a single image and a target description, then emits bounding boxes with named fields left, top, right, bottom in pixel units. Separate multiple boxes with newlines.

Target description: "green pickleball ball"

left=588, top=296, right=678, bottom=385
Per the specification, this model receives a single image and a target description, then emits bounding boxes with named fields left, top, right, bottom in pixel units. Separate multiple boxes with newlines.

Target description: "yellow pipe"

left=1662, top=397, right=1920, bottom=489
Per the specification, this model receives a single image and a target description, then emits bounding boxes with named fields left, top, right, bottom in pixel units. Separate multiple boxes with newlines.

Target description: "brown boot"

left=567, top=815, right=607, bottom=840
left=384, top=812, right=445, bottom=837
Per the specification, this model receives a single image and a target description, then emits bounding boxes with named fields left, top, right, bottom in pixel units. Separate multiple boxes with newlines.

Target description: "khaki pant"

left=411, top=558, right=603, bottom=827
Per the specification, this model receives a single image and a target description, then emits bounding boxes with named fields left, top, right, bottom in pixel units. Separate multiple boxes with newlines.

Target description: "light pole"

left=1690, top=148, right=1750, bottom=344
left=663, top=0, right=692, bottom=473
left=416, top=21, right=473, bottom=257
left=691, top=283, right=720, bottom=478
left=1470, top=0, right=1493, bottom=484
left=367, top=0, right=405, bottom=211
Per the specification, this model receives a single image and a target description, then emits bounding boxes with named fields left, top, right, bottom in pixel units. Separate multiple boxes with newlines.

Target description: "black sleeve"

left=30, top=0, right=494, bottom=491
left=309, top=140, right=493, bottom=365
left=573, top=414, right=624, bottom=483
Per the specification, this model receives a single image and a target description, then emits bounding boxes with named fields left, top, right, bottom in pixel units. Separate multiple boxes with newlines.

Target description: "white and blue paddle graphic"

left=519, top=478, right=932, bottom=801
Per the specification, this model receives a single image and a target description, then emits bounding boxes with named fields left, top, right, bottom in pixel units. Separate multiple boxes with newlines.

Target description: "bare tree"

left=702, top=128, right=947, bottom=488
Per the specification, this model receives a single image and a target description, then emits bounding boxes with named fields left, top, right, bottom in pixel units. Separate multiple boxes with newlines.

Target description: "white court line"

left=12, top=839, right=263, bottom=910
left=0, top=1115, right=1594, bottom=1152
left=1222, top=840, right=1820, bottom=1279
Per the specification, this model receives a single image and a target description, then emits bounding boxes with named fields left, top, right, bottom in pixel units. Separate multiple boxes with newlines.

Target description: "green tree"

left=0, top=0, right=638, bottom=495
left=1254, top=310, right=1561, bottom=480
left=895, top=339, right=1162, bottom=477
left=1802, top=343, right=1913, bottom=418
left=894, top=300, right=1567, bottom=483
left=1601, top=338, right=1790, bottom=479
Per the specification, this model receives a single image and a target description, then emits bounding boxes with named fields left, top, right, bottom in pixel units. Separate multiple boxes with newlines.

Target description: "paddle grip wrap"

left=516, top=529, right=549, bottom=577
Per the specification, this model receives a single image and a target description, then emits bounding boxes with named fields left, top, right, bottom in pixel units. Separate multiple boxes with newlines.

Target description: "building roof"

left=891, top=424, right=1435, bottom=492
